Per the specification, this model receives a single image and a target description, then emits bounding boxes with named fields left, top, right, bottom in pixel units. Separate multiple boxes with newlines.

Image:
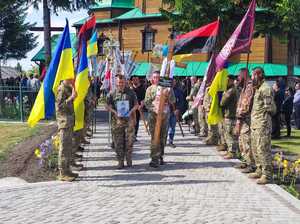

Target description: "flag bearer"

left=220, top=75, right=239, bottom=159
left=56, top=79, right=78, bottom=181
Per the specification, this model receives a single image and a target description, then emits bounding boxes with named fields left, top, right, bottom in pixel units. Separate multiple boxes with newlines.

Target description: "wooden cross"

left=152, top=32, right=184, bottom=150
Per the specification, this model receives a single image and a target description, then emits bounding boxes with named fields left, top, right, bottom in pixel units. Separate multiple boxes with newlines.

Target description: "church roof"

left=115, top=8, right=162, bottom=20
left=89, top=0, right=135, bottom=10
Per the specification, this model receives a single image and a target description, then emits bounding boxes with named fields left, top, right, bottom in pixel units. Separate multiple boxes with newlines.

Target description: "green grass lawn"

left=272, top=129, right=300, bottom=156
left=0, top=123, right=41, bottom=160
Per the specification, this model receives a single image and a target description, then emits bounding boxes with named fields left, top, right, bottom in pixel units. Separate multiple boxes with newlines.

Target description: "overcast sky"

left=6, top=5, right=87, bottom=71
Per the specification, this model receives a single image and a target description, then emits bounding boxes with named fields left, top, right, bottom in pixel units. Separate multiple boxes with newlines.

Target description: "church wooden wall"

left=229, top=36, right=265, bottom=63
left=145, top=0, right=164, bottom=13
left=94, top=10, right=111, bottom=19
left=122, top=20, right=171, bottom=61
left=272, top=37, right=288, bottom=64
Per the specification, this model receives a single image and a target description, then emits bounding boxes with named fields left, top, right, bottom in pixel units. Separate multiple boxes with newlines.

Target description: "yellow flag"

left=207, top=69, right=228, bottom=125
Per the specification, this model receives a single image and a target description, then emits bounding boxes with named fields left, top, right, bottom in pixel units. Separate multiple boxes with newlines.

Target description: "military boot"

left=223, top=151, right=236, bottom=159
left=86, top=132, right=92, bottom=138
left=66, top=171, right=79, bottom=178
left=82, top=139, right=90, bottom=145
left=234, top=163, right=247, bottom=169
left=126, top=153, right=132, bottom=167
left=257, top=175, right=273, bottom=185
left=241, top=166, right=256, bottom=174
left=117, top=160, right=124, bottom=169
left=149, top=159, right=159, bottom=168
left=77, top=146, right=85, bottom=153
left=71, top=163, right=84, bottom=171
left=248, top=170, right=262, bottom=179
left=160, top=156, right=165, bottom=165
left=217, top=144, right=227, bottom=152
left=74, top=153, right=83, bottom=160
left=57, top=170, right=76, bottom=182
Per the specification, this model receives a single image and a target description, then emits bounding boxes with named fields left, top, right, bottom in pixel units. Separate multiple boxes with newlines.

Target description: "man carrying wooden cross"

left=144, top=71, right=176, bottom=168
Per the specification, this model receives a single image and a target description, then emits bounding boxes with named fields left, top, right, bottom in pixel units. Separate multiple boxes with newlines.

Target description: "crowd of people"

left=30, top=62, right=300, bottom=182
left=0, top=74, right=41, bottom=90
left=103, top=67, right=300, bottom=185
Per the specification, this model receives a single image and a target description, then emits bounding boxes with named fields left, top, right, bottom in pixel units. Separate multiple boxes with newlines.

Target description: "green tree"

left=256, top=0, right=300, bottom=83
left=161, top=0, right=254, bottom=39
left=162, top=0, right=300, bottom=82
left=27, top=0, right=94, bottom=67
left=0, top=1, right=37, bottom=61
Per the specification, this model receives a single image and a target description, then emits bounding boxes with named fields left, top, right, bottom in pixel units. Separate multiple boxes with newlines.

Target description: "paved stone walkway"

left=1, top=109, right=300, bottom=223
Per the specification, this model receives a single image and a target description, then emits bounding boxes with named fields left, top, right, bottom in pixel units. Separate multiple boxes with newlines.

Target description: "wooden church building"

left=32, top=0, right=300, bottom=77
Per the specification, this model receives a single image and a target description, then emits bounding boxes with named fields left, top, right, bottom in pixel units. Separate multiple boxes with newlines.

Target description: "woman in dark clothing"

left=281, top=87, right=294, bottom=137
left=272, top=83, right=284, bottom=139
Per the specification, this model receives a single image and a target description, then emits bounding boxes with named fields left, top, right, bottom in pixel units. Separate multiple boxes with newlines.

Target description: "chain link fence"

left=0, top=85, right=38, bottom=121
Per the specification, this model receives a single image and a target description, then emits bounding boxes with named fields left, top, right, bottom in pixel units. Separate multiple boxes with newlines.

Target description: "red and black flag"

left=76, top=15, right=96, bottom=69
left=173, top=20, right=219, bottom=55
left=78, top=15, right=96, bottom=41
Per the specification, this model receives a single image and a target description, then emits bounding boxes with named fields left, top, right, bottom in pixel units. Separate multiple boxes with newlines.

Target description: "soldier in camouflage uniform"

left=203, top=86, right=219, bottom=145
left=234, top=68, right=256, bottom=173
left=217, top=120, right=227, bottom=152
left=144, top=71, right=176, bottom=168
left=72, top=83, right=94, bottom=160
left=249, top=67, right=276, bottom=184
left=186, top=77, right=201, bottom=135
left=83, top=85, right=94, bottom=139
left=56, top=79, right=78, bottom=181
left=106, top=75, right=138, bottom=169
left=220, top=75, right=239, bottom=159
left=198, top=101, right=207, bottom=137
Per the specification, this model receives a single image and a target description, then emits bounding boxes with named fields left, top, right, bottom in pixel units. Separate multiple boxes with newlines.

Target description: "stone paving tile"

left=0, top=110, right=300, bottom=223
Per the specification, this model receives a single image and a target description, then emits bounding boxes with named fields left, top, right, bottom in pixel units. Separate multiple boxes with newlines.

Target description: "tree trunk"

left=287, top=33, right=295, bottom=86
left=0, top=59, right=3, bottom=116
left=43, top=0, right=51, bottom=67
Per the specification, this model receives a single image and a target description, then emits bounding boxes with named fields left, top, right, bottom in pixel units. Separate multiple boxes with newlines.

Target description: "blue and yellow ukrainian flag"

left=207, top=69, right=228, bottom=125
left=28, top=20, right=75, bottom=127
left=74, top=40, right=90, bottom=131
left=87, top=31, right=98, bottom=57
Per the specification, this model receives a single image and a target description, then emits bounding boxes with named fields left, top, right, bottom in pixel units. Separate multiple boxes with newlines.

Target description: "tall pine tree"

left=0, top=0, right=37, bottom=61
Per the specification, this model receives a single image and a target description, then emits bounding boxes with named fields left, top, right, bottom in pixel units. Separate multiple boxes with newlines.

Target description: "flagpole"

left=244, top=51, right=250, bottom=90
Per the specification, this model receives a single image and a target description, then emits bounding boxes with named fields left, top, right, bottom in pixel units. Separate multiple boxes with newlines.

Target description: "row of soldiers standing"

left=55, top=78, right=95, bottom=181
left=189, top=67, right=276, bottom=184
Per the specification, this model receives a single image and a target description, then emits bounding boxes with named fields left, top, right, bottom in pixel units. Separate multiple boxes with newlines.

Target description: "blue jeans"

left=168, top=113, right=177, bottom=144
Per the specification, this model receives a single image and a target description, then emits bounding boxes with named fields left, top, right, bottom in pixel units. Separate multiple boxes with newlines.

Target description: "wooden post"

left=152, top=34, right=175, bottom=149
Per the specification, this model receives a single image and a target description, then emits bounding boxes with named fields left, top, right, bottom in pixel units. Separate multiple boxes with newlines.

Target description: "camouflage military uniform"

left=73, top=86, right=94, bottom=152
left=144, top=85, right=175, bottom=165
left=188, top=82, right=200, bottom=134
left=218, top=121, right=226, bottom=146
left=251, top=81, right=276, bottom=179
left=236, top=80, right=255, bottom=168
left=220, top=86, right=239, bottom=153
left=84, top=86, right=94, bottom=133
left=203, top=87, right=218, bottom=145
left=198, top=104, right=207, bottom=137
left=55, top=82, right=75, bottom=176
left=106, top=87, right=137, bottom=165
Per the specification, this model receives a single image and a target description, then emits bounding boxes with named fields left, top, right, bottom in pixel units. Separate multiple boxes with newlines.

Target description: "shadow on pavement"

left=78, top=173, right=185, bottom=182
left=82, top=161, right=235, bottom=172
left=102, top=179, right=234, bottom=188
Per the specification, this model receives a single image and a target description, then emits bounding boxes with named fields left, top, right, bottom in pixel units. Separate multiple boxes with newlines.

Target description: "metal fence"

left=0, top=85, right=38, bottom=121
